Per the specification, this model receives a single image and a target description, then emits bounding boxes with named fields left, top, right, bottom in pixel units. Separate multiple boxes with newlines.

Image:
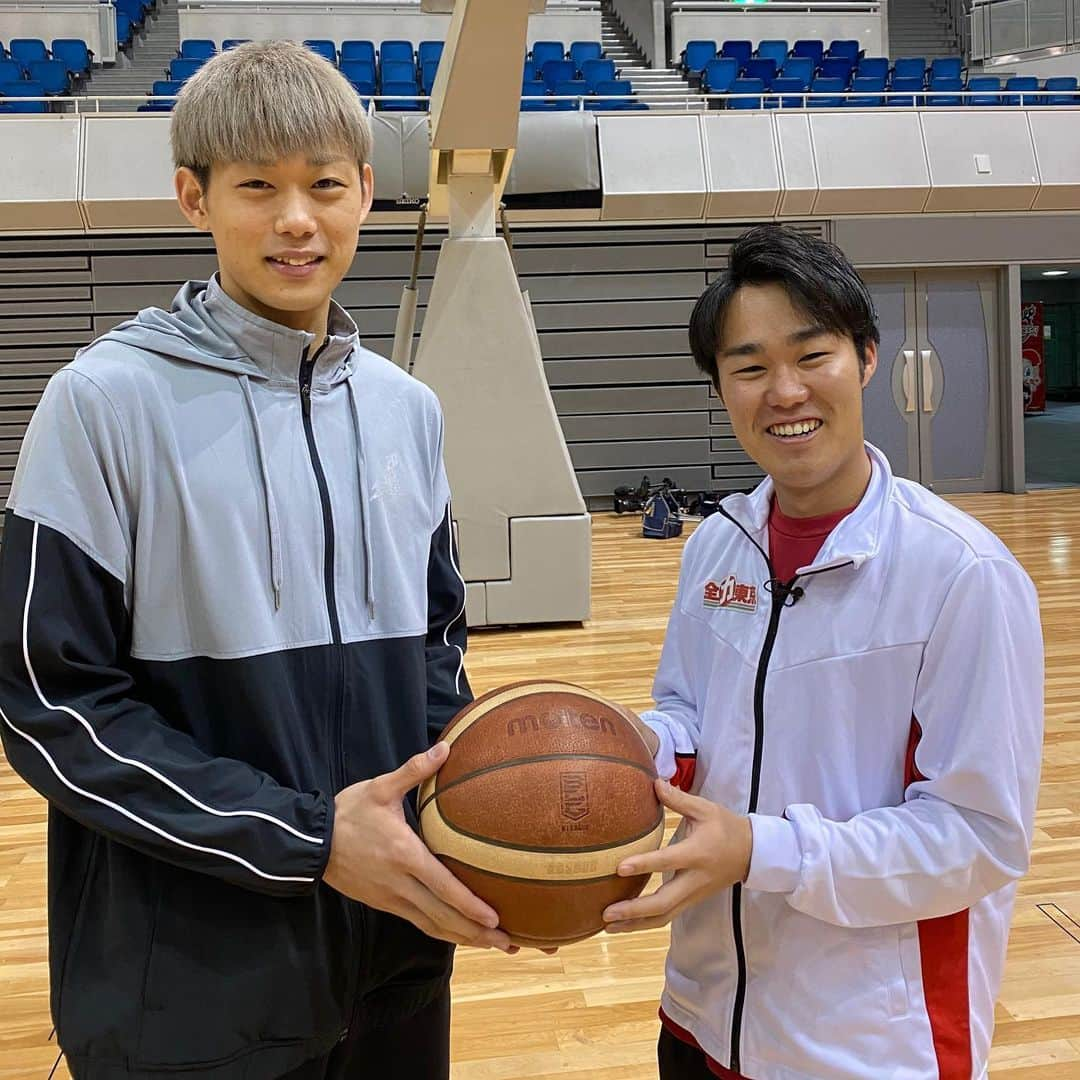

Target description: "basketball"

left=418, top=681, right=664, bottom=948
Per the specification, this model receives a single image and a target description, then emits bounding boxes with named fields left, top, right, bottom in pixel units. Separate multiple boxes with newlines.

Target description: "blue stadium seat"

left=781, top=56, right=814, bottom=83
left=541, top=58, right=577, bottom=91
left=9, top=39, right=48, bottom=74
left=521, top=79, right=548, bottom=111
left=892, top=56, right=927, bottom=82
left=845, top=74, right=885, bottom=106
left=523, top=59, right=536, bottom=82
left=179, top=40, right=216, bottom=61
left=591, top=79, right=646, bottom=110
left=681, top=40, right=716, bottom=77
left=810, top=75, right=846, bottom=107
left=728, top=76, right=764, bottom=109
left=140, top=83, right=177, bottom=112
left=115, top=0, right=148, bottom=30
left=756, top=40, right=789, bottom=66
left=51, top=40, right=93, bottom=80
left=1044, top=76, right=1079, bottom=104
left=420, top=57, right=439, bottom=95
left=0, top=60, right=22, bottom=85
left=168, top=58, right=204, bottom=83
left=930, top=56, right=963, bottom=81
left=702, top=57, right=739, bottom=94
left=966, top=75, right=1001, bottom=105
left=222, top=39, right=251, bottom=51
left=552, top=78, right=587, bottom=109
left=769, top=75, right=809, bottom=109
left=580, top=58, right=616, bottom=91
left=888, top=75, right=924, bottom=106
left=569, top=41, right=603, bottom=72
left=720, top=40, right=753, bottom=68
left=378, top=79, right=423, bottom=111
left=29, top=59, right=70, bottom=95
left=0, top=80, right=48, bottom=112
left=304, top=40, right=338, bottom=65
left=380, top=59, right=416, bottom=85
left=340, top=60, right=376, bottom=91
left=857, top=56, right=889, bottom=80
left=341, top=41, right=376, bottom=66
left=827, top=39, right=861, bottom=62
left=115, top=13, right=133, bottom=47
left=791, top=39, right=824, bottom=66
left=380, top=40, right=414, bottom=69
left=818, top=57, right=853, bottom=83
left=418, top=41, right=443, bottom=70
left=926, top=76, right=963, bottom=106
left=1003, top=75, right=1038, bottom=106
left=742, top=57, right=777, bottom=85
left=531, top=41, right=565, bottom=70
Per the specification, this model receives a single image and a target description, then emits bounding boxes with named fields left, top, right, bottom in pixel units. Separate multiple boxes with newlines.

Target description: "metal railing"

left=2, top=87, right=1076, bottom=115
left=970, top=0, right=1080, bottom=61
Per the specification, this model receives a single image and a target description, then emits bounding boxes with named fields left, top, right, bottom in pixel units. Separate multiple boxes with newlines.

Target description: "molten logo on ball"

left=507, top=711, right=616, bottom=737
left=560, top=772, right=590, bottom=821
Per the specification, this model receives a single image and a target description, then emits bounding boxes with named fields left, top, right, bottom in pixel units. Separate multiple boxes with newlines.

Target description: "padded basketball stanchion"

left=411, top=0, right=591, bottom=628
left=391, top=208, right=426, bottom=371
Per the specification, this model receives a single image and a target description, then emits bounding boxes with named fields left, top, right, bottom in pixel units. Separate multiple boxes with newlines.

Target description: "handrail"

left=2, top=87, right=1076, bottom=115
left=969, top=0, right=1079, bottom=61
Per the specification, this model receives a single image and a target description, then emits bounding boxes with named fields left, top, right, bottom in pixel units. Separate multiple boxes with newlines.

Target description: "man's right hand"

left=322, top=742, right=514, bottom=952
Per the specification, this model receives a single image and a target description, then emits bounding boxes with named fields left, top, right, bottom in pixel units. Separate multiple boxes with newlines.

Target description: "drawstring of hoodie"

left=239, top=374, right=284, bottom=611
left=345, top=377, right=376, bottom=619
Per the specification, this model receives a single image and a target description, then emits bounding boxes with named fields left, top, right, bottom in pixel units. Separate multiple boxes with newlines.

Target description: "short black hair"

left=688, top=225, right=880, bottom=384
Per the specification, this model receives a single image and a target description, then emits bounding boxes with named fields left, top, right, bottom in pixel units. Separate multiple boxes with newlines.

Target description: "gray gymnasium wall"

left=0, top=222, right=833, bottom=515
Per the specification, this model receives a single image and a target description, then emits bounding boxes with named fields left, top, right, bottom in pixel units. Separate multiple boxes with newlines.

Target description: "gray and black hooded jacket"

left=0, top=276, right=471, bottom=1078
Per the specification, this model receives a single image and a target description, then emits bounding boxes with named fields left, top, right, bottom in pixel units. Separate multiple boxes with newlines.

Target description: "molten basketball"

left=418, top=681, right=663, bottom=948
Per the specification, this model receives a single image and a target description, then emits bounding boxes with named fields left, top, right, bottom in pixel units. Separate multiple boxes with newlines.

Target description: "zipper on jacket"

left=729, top=579, right=786, bottom=1075
left=299, top=339, right=346, bottom=792
left=716, top=511, right=856, bottom=1072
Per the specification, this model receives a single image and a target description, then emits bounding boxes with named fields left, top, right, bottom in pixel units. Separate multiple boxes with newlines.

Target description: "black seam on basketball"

left=426, top=807, right=666, bottom=855
left=438, top=859, right=649, bottom=886
left=416, top=752, right=657, bottom=816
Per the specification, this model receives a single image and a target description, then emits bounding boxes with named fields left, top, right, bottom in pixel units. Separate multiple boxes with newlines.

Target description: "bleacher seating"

left=180, top=40, right=217, bottom=61
left=0, top=59, right=22, bottom=86
left=580, top=58, right=616, bottom=91
left=811, top=75, right=847, bottom=107
left=9, top=39, right=48, bottom=75
left=304, top=40, right=338, bottom=64
left=1044, top=76, right=1079, bottom=105
left=729, top=77, right=764, bottom=109
left=341, top=60, right=377, bottom=95
left=743, top=57, right=777, bottom=84
left=888, top=76, right=924, bottom=106
left=341, top=41, right=377, bottom=66
left=682, top=40, right=717, bottom=79
left=168, top=57, right=206, bottom=82
left=1003, top=76, right=1038, bottom=106
left=781, top=56, right=814, bottom=83
left=967, top=75, right=1001, bottom=106
left=702, top=57, right=738, bottom=95
left=51, top=40, right=93, bottom=82
left=542, top=59, right=577, bottom=91
left=28, top=60, right=70, bottom=96
left=846, top=74, right=886, bottom=107
left=893, top=57, right=927, bottom=81
left=930, top=56, right=963, bottom=81
left=926, top=76, right=963, bottom=106
left=757, top=40, right=788, bottom=66
left=0, top=82, right=47, bottom=113
left=531, top=41, right=565, bottom=71
left=792, top=39, right=825, bottom=66
left=418, top=41, right=443, bottom=70
left=857, top=57, right=889, bottom=81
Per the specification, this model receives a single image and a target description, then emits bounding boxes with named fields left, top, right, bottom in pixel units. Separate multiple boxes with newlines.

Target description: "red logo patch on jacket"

left=703, top=575, right=758, bottom=613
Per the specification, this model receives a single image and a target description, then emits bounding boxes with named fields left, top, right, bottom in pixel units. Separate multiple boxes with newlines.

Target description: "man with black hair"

left=603, top=226, right=1044, bottom=1080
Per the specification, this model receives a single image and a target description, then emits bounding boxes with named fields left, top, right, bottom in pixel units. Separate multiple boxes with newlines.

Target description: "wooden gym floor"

left=1, top=494, right=1078, bottom=1079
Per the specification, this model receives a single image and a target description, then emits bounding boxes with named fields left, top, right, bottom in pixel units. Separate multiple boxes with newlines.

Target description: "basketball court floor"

left=2, top=493, right=1077, bottom=1079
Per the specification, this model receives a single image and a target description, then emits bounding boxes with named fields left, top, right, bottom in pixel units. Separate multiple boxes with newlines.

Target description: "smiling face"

left=175, top=152, right=374, bottom=340
left=715, top=282, right=878, bottom=518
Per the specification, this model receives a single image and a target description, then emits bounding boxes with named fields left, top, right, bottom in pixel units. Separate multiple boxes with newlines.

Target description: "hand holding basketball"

left=322, top=742, right=515, bottom=952
left=602, top=779, right=753, bottom=934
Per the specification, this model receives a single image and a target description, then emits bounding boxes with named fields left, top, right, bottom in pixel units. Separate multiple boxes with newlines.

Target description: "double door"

left=863, top=271, right=1001, bottom=494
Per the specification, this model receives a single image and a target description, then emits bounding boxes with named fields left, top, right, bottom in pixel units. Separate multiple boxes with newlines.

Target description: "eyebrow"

left=718, top=325, right=832, bottom=360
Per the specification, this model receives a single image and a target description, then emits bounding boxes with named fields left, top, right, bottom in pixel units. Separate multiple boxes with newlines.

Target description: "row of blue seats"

left=701, top=54, right=964, bottom=91
left=0, top=40, right=93, bottom=80
left=682, top=38, right=869, bottom=78
left=522, top=79, right=646, bottom=111
left=709, top=75, right=1080, bottom=108
left=113, top=0, right=154, bottom=49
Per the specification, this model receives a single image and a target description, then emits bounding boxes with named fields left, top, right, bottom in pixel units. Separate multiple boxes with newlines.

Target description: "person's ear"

left=175, top=168, right=210, bottom=232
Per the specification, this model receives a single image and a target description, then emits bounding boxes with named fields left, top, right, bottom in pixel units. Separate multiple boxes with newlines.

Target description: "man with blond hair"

left=0, top=41, right=508, bottom=1079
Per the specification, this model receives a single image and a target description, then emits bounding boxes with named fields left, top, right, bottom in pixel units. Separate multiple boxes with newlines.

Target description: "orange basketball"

left=418, top=681, right=663, bottom=948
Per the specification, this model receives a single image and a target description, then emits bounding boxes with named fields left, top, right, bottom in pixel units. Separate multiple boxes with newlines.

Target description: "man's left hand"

left=602, top=779, right=753, bottom=934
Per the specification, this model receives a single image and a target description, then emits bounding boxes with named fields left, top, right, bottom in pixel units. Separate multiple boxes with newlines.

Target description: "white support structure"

left=409, top=0, right=592, bottom=628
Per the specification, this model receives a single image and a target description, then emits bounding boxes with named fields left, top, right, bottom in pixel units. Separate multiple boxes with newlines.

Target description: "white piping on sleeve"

left=442, top=502, right=467, bottom=696
left=19, top=522, right=323, bottom=849
left=0, top=700, right=315, bottom=884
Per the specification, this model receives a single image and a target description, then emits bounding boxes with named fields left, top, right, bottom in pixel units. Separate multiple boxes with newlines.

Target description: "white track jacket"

left=643, top=443, right=1044, bottom=1080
